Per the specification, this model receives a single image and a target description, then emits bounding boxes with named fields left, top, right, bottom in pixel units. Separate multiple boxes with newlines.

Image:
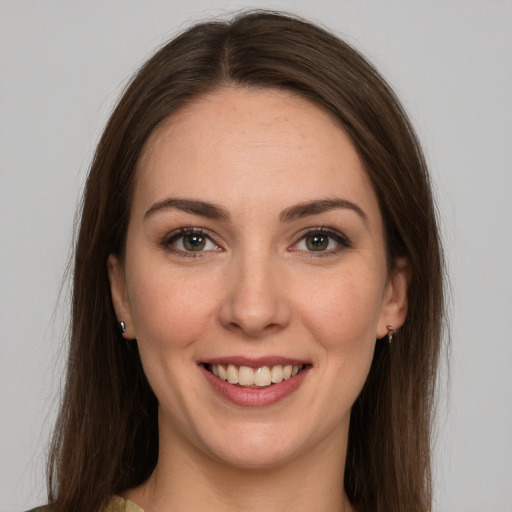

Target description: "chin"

left=209, top=439, right=301, bottom=470
left=193, top=417, right=336, bottom=471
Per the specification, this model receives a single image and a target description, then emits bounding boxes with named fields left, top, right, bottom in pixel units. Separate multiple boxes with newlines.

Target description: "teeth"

left=208, top=363, right=304, bottom=388
left=227, top=364, right=238, bottom=384
left=254, top=367, right=272, bottom=387
left=218, top=364, right=227, bottom=380
left=239, top=366, right=254, bottom=386
left=271, top=365, right=283, bottom=383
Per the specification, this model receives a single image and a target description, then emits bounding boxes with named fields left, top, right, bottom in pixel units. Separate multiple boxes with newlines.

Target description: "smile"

left=200, top=359, right=310, bottom=407
left=205, top=363, right=305, bottom=388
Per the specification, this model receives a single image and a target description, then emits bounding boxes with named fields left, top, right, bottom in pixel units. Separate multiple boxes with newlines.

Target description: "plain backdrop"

left=1, top=1, right=511, bottom=511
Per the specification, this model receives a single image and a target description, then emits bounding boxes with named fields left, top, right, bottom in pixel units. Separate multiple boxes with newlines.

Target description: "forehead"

left=134, top=87, right=380, bottom=221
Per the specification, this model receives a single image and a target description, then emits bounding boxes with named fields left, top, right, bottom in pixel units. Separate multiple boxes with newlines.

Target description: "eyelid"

left=161, top=227, right=222, bottom=257
left=159, top=225, right=351, bottom=258
left=289, top=226, right=352, bottom=255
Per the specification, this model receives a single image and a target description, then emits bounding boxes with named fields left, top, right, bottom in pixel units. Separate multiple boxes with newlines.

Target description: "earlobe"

left=377, top=257, right=411, bottom=339
left=107, top=254, right=134, bottom=339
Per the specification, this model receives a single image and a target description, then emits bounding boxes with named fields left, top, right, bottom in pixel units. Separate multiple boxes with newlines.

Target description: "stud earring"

left=386, top=325, right=394, bottom=344
left=118, top=321, right=126, bottom=334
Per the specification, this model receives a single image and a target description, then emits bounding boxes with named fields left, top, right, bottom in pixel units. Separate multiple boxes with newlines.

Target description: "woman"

left=38, top=10, right=444, bottom=512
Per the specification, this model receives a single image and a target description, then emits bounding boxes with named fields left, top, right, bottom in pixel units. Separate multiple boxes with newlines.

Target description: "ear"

left=376, top=256, right=411, bottom=339
left=107, top=254, right=135, bottom=339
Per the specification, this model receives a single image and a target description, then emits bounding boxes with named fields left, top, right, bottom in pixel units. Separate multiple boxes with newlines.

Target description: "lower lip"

left=200, top=365, right=310, bottom=407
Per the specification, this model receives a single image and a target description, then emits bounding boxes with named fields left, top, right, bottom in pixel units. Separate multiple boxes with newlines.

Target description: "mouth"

left=203, top=363, right=306, bottom=389
left=200, top=358, right=311, bottom=407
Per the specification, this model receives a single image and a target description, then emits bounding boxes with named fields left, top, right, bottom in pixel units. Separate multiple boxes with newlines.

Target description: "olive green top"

left=27, top=496, right=144, bottom=512
left=105, top=496, right=144, bottom=512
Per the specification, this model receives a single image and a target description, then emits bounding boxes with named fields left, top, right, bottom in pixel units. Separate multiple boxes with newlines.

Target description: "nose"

left=218, top=251, right=291, bottom=338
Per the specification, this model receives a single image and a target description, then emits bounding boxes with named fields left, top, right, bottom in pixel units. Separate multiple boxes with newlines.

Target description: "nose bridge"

left=219, top=242, right=289, bottom=337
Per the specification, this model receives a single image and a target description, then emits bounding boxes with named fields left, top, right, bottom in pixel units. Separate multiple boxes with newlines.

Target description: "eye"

left=292, top=228, right=351, bottom=255
left=164, top=228, right=220, bottom=256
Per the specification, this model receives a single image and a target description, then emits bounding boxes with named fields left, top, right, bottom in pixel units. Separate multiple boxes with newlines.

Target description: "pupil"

left=307, top=234, right=328, bottom=251
left=184, top=234, right=205, bottom=251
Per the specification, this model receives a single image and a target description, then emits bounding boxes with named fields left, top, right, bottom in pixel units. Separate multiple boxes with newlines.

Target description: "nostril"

left=226, top=320, right=282, bottom=338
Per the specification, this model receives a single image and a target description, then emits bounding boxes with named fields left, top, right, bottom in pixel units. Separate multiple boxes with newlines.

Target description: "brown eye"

left=293, top=229, right=351, bottom=256
left=183, top=234, right=206, bottom=251
left=305, top=234, right=329, bottom=251
left=165, top=229, right=219, bottom=255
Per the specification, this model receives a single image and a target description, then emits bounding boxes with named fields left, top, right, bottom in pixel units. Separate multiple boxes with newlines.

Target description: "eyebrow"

left=144, top=198, right=230, bottom=221
left=144, top=197, right=366, bottom=223
left=279, top=198, right=367, bottom=223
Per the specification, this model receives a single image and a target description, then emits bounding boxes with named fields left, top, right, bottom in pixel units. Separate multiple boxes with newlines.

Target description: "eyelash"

left=290, top=227, right=352, bottom=258
left=161, top=227, right=220, bottom=258
left=160, top=226, right=351, bottom=258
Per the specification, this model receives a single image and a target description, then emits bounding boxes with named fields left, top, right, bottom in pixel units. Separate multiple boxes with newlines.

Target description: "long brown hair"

left=48, top=11, right=445, bottom=512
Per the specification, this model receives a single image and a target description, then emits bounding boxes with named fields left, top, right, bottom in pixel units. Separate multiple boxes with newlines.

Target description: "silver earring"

left=118, top=321, right=126, bottom=334
left=386, top=325, right=394, bottom=344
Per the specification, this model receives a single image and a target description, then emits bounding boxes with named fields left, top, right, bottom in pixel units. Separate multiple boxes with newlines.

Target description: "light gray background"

left=1, top=1, right=511, bottom=511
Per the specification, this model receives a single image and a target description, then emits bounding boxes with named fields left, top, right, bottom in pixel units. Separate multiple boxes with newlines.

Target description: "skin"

left=108, top=87, right=409, bottom=512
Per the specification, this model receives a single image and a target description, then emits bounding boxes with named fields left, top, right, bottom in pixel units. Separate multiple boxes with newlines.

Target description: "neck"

left=125, top=419, right=354, bottom=512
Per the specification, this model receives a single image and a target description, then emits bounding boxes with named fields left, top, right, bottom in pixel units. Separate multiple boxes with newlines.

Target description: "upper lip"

left=200, top=356, right=310, bottom=368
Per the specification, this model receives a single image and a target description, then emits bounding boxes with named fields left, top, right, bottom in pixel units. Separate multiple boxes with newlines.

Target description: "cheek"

left=126, top=263, right=218, bottom=352
left=297, top=266, right=384, bottom=357
left=125, top=265, right=221, bottom=415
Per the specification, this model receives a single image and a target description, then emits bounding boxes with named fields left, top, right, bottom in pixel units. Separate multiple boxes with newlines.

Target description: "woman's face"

left=109, top=87, right=408, bottom=469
